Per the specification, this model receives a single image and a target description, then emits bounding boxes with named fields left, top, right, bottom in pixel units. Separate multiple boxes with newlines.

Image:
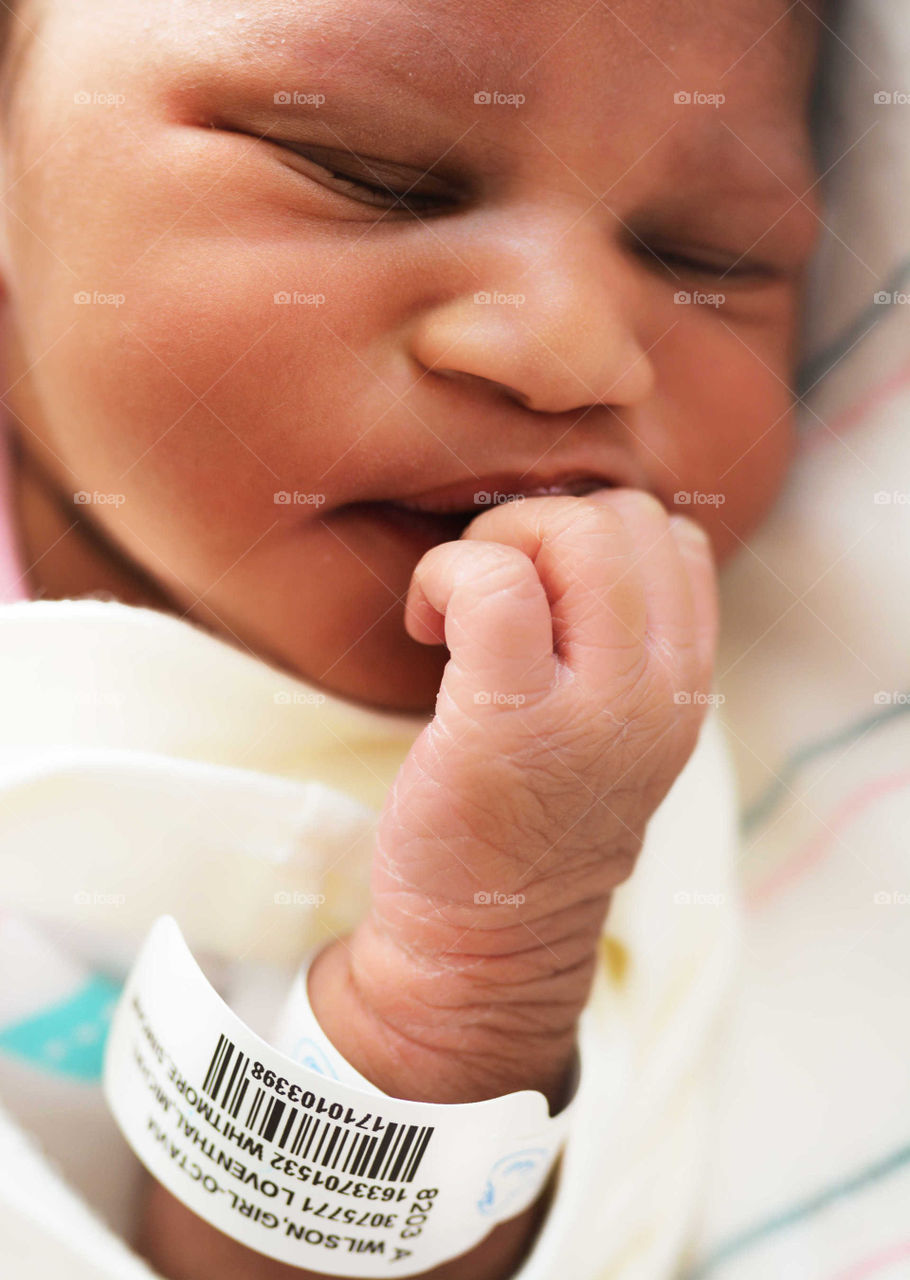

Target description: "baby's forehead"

left=232, top=0, right=816, bottom=166
left=233, top=0, right=817, bottom=81
left=5, top=0, right=820, bottom=197
left=10, top=0, right=821, bottom=104
left=177, top=0, right=818, bottom=124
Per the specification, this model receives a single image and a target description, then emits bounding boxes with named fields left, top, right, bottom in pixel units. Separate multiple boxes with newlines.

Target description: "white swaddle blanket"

left=0, top=599, right=739, bottom=1279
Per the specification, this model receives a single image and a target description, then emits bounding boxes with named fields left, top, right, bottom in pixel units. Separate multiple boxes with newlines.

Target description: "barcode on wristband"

left=201, top=1034, right=433, bottom=1183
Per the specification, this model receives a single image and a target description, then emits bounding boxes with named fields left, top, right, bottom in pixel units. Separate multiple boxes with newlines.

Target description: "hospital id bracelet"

left=102, top=915, right=579, bottom=1277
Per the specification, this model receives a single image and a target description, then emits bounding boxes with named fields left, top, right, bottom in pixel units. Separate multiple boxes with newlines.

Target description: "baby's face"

left=0, top=0, right=821, bottom=711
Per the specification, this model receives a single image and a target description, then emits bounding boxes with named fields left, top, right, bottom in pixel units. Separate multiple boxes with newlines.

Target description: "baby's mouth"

left=396, top=475, right=609, bottom=512
left=355, top=502, right=477, bottom=545
left=345, top=473, right=618, bottom=550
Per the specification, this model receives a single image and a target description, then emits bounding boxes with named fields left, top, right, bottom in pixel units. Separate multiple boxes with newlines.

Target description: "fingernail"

left=669, top=515, right=710, bottom=546
left=588, top=486, right=662, bottom=514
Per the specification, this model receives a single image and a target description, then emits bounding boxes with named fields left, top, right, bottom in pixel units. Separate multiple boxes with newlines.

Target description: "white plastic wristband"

left=102, top=916, right=579, bottom=1276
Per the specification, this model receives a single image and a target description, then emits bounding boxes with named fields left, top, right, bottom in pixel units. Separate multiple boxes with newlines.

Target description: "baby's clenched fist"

left=346, top=489, right=719, bottom=1081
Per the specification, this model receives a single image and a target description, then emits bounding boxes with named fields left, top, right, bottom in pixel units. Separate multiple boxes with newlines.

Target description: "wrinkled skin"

left=353, top=488, right=718, bottom=1048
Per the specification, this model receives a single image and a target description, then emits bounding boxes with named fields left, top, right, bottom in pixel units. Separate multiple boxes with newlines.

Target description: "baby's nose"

left=409, top=266, right=655, bottom=416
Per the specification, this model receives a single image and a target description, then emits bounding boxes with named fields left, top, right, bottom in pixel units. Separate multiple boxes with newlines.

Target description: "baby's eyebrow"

left=206, top=25, right=489, bottom=169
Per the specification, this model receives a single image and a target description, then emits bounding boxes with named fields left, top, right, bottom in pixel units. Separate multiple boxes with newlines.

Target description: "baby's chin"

left=189, top=486, right=604, bottom=716
left=178, top=515, right=455, bottom=717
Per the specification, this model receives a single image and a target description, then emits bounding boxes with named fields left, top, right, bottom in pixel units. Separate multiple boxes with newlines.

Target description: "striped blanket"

left=686, top=2, right=910, bottom=1275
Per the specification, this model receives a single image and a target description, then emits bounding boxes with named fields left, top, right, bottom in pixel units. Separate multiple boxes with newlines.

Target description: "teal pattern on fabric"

left=0, top=973, right=123, bottom=1081
left=682, top=1138, right=910, bottom=1278
left=795, top=256, right=910, bottom=399
left=741, top=694, right=910, bottom=835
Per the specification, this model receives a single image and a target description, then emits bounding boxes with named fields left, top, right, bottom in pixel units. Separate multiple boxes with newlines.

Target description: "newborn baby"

left=0, top=0, right=825, bottom=1276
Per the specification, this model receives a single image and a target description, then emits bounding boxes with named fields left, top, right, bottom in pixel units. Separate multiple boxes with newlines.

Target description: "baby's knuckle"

left=542, top=496, right=626, bottom=542
left=455, top=540, right=536, bottom=596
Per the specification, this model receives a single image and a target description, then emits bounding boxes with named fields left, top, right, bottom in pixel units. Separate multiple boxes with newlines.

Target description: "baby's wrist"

left=306, top=924, right=581, bottom=1116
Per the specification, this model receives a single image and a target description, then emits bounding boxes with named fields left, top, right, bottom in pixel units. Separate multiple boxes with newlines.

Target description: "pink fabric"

left=0, top=414, right=29, bottom=603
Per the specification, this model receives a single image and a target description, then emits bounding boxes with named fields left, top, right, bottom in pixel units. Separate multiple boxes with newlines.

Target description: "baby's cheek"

left=73, top=311, right=266, bottom=547
left=712, top=408, right=795, bottom=560
left=3, top=134, right=344, bottom=582
left=16, top=269, right=335, bottom=583
left=653, top=315, right=797, bottom=560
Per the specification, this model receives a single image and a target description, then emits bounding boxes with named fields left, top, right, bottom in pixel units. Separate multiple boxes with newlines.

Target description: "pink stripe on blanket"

left=829, top=1238, right=910, bottom=1280
left=746, top=770, right=910, bottom=910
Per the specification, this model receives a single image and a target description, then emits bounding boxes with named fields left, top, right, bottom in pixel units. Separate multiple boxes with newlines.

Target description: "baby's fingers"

left=405, top=540, right=558, bottom=709
left=586, top=490, right=705, bottom=687
left=459, top=493, right=648, bottom=689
